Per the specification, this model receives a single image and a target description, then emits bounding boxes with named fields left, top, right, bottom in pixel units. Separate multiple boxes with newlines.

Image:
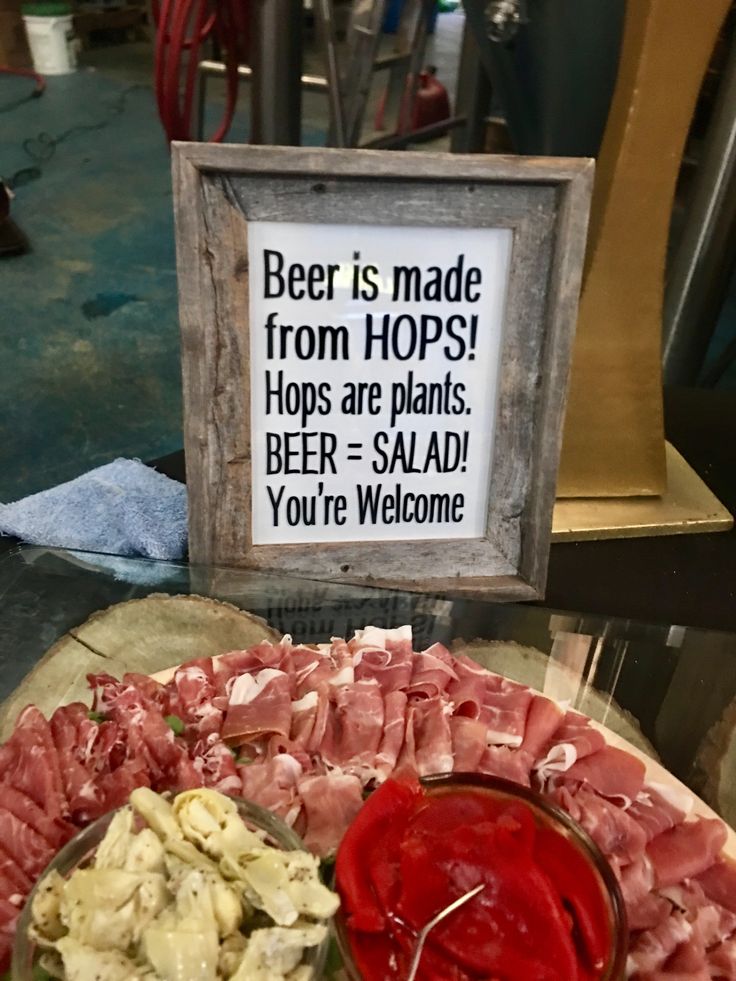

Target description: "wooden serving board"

left=0, top=594, right=279, bottom=741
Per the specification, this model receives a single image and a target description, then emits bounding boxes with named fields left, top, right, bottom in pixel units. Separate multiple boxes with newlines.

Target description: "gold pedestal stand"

left=552, top=443, right=733, bottom=542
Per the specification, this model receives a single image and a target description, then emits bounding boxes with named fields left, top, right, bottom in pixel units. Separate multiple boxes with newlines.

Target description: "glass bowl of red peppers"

left=334, top=771, right=628, bottom=981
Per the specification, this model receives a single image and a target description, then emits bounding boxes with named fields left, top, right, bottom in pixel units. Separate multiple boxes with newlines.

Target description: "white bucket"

left=23, top=13, right=78, bottom=75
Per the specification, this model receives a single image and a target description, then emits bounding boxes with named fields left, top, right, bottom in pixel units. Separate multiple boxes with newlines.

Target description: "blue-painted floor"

left=0, top=48, right=326, bottom=502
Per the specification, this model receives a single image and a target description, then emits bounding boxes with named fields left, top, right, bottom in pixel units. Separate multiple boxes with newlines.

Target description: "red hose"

left=153, top=0, right=246, bottom=143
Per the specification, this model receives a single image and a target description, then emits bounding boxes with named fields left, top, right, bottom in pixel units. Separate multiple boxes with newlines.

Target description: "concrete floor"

left=0, top=14, right=464, bottom=502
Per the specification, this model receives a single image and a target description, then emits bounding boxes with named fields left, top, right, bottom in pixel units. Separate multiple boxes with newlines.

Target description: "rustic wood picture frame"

left=173, top=144, right=593, bottom=600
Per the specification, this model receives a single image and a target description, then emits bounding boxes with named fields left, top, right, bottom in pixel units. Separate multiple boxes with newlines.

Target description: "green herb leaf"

left=87, top=710, right=105, bottom=723
left=164, top=715, right=185, bottom=735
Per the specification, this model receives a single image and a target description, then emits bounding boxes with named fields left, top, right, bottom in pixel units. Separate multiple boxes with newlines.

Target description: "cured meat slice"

left=121, top=672, right=171, bottom=713
left=447, top=676, right=485, bottom=719
left=628, top=783, right=689, bottom=841
left=375, top=691, right=408, bottom=779
left=450, top=716, right=488, bottom=772
left=290, top=646, right=332, bottom=697
left=709, top=935, right=736, bottom=978
left=239, top=753, right=304, bottom=826
left=192, top=737, right=241, bottom=796
left=0, top=808, right=55, bottom=879
left=354, top=647, right=413, bottom=695
left=328, top=638, right=356, bottom=687
left=406, top=644, right=458, bottom=699
left=221, top=668, right=292, bottom=744
left=619, top=854, right=656, bottom=908
left=627, top=893, right=672, bottom=932
left=0, top=897, right=20, bottom=974
left=480, top=685, right=533, bottom=747
left=627, top=911, right=693, bottom=976
left=695, top=858, right=736, bottom=915
left=553, top=785, right=647, bottom=864
left=563, top=745, right=646, bottom=803
left=290, top=690, right=320, bottom=745
left=0, top=706, right=67, bottom=819
left=320, top=679, right=384, bottom=769
left=661, top=880, right=736, bottom=946
left=98, top=757, right=150, bottom=810
left=520, top=696, right=564, bottom=759
left=0, top=842, right=32, bottom=894
left=351, top=625, right=412, bottom=658
left=0, top=785, right=72, bottom=850
left=647, top=818, right=728, bottom=889
left=172, top=659, right=222, bottom=739
left=536, top=712, right=608, bottom=779
left=213, top=641, right=286, bottom=697
left=297, top=771, right=364, bottom=857
left=409, top=695, right=453, bottom=776
left=477, top=746, right=533, bottom=786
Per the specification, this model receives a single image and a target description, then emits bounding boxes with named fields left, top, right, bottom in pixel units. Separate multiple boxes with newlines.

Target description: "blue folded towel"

left=0, top=458, right=188, bottom=560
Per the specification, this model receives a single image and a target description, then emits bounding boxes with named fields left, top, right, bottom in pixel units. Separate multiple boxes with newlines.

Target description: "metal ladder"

left=195, top=0, right=437, bottom=148
left=316, top=0, right=437, bottom=148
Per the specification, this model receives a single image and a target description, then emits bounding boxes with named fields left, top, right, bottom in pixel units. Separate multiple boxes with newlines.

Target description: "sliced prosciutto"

left=406, top=643, right=458, bottom=699
left=297, top=772, right=364, bottom=857
left=0, top=623, right=735, bottom=981
left=408, top=695, right=453, bottom=776
left=320, top=679, right=384, bottom=769
left=374, top=691, right=408, bottom=778
left=562, top=744, right=647, bottom=804
left=221, top=668, right=292, bottom=744
left=647, top=817, right=729, bottom=889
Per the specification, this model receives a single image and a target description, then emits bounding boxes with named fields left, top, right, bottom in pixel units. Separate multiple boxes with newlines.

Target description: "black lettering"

left=360, top=264, right=379, bottom=302
left=392, top=266, right=421, bottom=302
left=364, top=312, right=389, bottom=360
left=466, top=266, right=481, bottom=302
left=263, top=249, right=285, bottom=298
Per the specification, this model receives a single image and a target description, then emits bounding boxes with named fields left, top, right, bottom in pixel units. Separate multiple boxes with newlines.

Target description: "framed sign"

left=173, top=145, right=593, bottom=599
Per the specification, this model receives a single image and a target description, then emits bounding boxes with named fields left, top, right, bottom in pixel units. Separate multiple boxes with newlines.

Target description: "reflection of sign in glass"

left=173, top=145, right=593, bottom=598
left=249, top=222, right=512, bottom=545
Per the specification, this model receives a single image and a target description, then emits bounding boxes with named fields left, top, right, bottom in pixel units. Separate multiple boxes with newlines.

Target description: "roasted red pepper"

left=336, top=775, right=615, bottom=981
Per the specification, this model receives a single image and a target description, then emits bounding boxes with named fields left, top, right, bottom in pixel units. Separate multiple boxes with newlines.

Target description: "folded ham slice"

left=406, top=643, right=458, bottom=699
left=647, top=818, right=728, bottom=889
left=222, top=668, right=292, bottom=744
left=320, top=679, right=385, bottom=769
left=374, top=691, right=408, bottom=778
left=563, top=744, right=647, bottom=804
left=297, top=772, right=364, bottom=856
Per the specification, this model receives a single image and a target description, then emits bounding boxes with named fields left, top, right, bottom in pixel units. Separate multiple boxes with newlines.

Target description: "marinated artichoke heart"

left=60, top=868, right=170, bottom=951
left=28, top=788, right=338, bottom=981
left=224, top=849, right=339, bottom=926
left=229, top=923, right=327, bottom=980
left=29, top=869, right=65, bottom=946
left=172, top=788, right=265, bottom=858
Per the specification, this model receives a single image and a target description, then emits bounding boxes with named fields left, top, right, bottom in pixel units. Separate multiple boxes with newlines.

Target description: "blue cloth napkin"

left=0, top=458, right=188, bottom=560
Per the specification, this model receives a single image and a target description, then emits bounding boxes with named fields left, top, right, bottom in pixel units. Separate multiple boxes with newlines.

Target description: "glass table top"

left=1, top=544, right=735, bottom=828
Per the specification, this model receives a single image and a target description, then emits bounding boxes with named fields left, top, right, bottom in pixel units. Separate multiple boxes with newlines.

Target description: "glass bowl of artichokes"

left=13, top=787, right=339, bottom=981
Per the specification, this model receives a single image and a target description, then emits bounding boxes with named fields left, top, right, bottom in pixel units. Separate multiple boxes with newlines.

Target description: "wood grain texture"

left=172, top=145, right=593, bottom=599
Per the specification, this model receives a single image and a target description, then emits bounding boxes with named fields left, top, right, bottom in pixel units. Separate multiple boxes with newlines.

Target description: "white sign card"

left=249, top=221, right=513, bottom=545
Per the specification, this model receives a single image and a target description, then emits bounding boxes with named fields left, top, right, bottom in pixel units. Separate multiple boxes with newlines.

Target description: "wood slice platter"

left=0, top=594, right=279, bottom=741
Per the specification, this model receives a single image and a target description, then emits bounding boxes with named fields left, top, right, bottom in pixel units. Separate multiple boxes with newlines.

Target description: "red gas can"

left=375, top=66, right=451, bottom=135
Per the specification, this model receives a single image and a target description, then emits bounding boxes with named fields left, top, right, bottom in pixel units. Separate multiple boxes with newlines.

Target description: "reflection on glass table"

left=1, top=545, right=735, bottom=827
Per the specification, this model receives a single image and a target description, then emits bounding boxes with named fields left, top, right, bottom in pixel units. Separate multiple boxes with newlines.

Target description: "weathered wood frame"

left=173, top=144, right=593, bottom=599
